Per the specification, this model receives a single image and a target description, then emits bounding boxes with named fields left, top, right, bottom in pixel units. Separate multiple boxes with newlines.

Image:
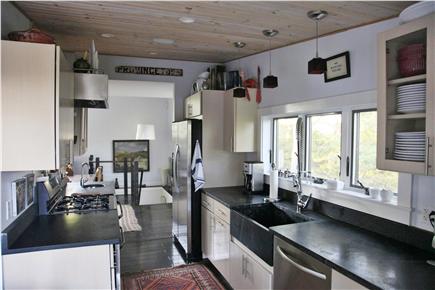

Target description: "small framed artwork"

left=324, top=51, right=351, bottom=82
left=113, top=140, right=150, bottom=173
left=25, top=173, right=35, bottom=206
left=11, top=178, right=26, bottom=216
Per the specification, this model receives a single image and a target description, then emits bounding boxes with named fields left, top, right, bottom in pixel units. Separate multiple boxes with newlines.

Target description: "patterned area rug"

left=122, top=264, right=226, bottom=290
left=119, top=204, right=142, bottom=232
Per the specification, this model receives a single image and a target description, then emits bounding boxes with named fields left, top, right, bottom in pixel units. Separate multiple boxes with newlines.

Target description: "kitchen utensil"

left=380, top=189, right=393, bottom=202
left=256, top=66, right=262, bottom=104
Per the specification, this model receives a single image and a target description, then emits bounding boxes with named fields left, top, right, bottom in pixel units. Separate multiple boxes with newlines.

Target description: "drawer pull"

left=276, top=246, right=327, bottom=280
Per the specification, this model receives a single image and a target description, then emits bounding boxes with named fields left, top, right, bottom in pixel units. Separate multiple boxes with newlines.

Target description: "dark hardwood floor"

left=117, top=196, right=185, bottom=274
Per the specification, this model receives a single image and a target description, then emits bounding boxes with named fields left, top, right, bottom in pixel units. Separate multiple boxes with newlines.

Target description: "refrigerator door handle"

left=174, top=144, right=180, bottom=186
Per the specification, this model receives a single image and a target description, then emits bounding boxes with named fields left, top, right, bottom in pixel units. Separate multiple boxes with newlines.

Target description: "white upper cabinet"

left=1, top=41, right=74, bottom=171
left=377, top=13, right=435, bottom=175
left=224, top=88, right=258, bottom=152
left=184, top=91, right=202, bottom=119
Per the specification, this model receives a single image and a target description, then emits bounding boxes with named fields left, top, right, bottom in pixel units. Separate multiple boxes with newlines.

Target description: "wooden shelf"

left=387, top=113, right=426, bottom=120
left=388, top=74, right=426, bottom=85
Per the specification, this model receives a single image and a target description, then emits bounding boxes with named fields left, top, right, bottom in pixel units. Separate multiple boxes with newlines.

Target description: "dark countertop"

left=203, top=186, right=435, bottom=289
left=203, top=186, right=268, bottom=208
left=271, top=220, right=435, bottom=290
left=66, top=180, right=116, bottom=196
left=3, top=210, right=120, bottom=255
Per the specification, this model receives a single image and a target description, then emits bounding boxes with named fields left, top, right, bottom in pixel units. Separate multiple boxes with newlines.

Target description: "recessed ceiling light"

left=233, top=41, right=246, bottom=48
left=149, top=52, right=158, bottom=55
left=178, top=16, right=195, bottom=23
left=262, top=29, right=279, bottom=38
left=101, top=33, right=115, bottom=38
left=153, top=38, right=175, bottom=45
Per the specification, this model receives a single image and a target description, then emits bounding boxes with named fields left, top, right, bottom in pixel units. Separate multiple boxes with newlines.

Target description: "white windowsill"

left=264, top=173, right=411, bottom=224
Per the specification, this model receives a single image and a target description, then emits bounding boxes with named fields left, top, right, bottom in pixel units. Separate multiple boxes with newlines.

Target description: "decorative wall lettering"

left=115, top=66, right=183, bottom=77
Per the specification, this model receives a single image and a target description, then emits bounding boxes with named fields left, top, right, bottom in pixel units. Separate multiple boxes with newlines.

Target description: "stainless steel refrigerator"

left=171, top=120, right=202, bottom=261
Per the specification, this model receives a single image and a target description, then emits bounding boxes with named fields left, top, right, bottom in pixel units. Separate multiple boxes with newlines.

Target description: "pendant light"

left=262, top=29, right=279, bottom=88
left=307, top=10, right=328, bottom=74
left=233, top=41, right=246, bottom=98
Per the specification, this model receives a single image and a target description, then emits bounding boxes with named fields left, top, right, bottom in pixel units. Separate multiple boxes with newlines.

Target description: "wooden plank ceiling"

left=14, top=1, right=414, bottom=63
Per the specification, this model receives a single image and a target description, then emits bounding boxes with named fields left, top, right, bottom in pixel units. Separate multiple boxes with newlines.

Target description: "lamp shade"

left=308, top=57, right=326, bottom=74
left=136, top=124, right=155, bottom=140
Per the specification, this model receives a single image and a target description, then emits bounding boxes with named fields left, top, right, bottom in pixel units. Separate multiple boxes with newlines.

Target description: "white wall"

left=75, top=96, right=172, bottom=187
left=1, top=2, right=32, bottom=39
left=226, top=18, right=399, bottom=108
left=66, top=53, right=217, bottom=121
left=225, top=17, right=435, bottom=231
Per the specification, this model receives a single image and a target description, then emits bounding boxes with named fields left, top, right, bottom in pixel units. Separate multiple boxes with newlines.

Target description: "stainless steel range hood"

left=74, top=73, right=109, bottom=108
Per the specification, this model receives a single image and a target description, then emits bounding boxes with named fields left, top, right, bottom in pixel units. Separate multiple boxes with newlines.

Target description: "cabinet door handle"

left=276, top=246, right=327, bottom=280
left=426, top=137, right=432, bottom=176
left=218, top=208, right=226, bottom=216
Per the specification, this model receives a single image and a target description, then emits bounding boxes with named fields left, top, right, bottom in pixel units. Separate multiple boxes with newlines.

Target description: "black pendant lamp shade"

left=262, top=29, right=279, bottom=88
left=307, top=10, right=328, bottom=74
left=308, top=57, right=326, bottom=74
left=263, top=75, right=278, bottom=88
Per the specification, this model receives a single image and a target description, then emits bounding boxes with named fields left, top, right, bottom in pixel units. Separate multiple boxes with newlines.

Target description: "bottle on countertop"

left=115, top=178, right=120, bottom=189
left=88, top=155, right=94, bottom=174
left=66, top=162, right=74, bottom=177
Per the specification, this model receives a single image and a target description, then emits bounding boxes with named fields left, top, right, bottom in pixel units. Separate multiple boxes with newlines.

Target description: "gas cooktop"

left=51, top=193, right=116, bottom=214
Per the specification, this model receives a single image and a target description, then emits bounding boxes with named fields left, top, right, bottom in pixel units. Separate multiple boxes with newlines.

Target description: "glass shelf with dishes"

left=377, top=13, right=434, bottom=175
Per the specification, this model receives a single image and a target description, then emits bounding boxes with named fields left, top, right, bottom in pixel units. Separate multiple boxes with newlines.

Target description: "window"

left=306, top=113, right=342, bottom=180
left=273, top=117, right=298, bottom=172
left=352, top=110, right=398, bottom=192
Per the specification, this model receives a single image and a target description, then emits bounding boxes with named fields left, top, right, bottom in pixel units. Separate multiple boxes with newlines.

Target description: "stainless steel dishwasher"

left=273, top=237, right=331, bottom=290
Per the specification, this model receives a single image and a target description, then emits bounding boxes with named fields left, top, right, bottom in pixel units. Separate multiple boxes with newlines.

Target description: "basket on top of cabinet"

left=377, top=13, right=434, bottom=175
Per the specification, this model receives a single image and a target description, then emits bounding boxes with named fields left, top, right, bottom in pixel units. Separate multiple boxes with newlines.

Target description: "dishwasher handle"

left=276, top=246, right=327, bottom=281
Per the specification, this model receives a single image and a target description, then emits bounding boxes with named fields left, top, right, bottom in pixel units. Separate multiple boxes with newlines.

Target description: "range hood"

left=74, top=73, right=109, bottom=108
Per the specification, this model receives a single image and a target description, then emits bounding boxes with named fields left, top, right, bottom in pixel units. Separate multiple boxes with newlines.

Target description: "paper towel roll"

left=269, top=169, right=279, bottom=200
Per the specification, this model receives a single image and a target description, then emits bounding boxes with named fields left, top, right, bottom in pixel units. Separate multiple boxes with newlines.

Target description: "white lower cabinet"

left=201, top=205, right=213, bottom=259
left=331, top=270, right=368, bottom=290
left=3, top=244, right=118, bottom=290
left=201, top=194, right=231, bottom=282
left=229, top=239, right=272, bottom=290
left=212, top=215, right=230, bottom=279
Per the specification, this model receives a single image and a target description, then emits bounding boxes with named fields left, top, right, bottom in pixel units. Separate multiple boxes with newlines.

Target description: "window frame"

left=259, top=90, right=412, bottom=221
left=272, top=115, right=299, bottom=172
left=350, top=108, right=377, bottom=190
left=305, top=111, right=343, bottom=180
left=350, top=109, right=398, bottom=193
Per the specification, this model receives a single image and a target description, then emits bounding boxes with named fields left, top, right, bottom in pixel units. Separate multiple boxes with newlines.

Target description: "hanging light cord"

left=269, top=38, right=272, bottom=75
left=315, top=20, right=319, bottom=58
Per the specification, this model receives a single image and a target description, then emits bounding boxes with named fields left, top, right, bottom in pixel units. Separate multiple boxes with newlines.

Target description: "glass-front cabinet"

left=377, top=13, right=434, bottom=175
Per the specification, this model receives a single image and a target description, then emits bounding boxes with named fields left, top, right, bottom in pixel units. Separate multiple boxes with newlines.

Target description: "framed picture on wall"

left=112, top=140, right=150, bottom=173
left=11, top=178, right=26, bottom=216
left=25, top=173, right=35, bottom=206
left=324, top=51, right=351, bottom=82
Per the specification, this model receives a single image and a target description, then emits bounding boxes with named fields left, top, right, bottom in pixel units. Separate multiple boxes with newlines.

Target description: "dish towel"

left=191, top=140, right=205, bottom=192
